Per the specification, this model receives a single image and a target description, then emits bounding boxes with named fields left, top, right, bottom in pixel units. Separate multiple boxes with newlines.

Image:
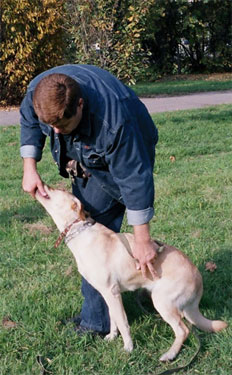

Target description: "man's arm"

left=104, top=117, right=158, bottom=279
left=20, top=87, right=49, bottom=198
left=22, top=158, right=48, bottom=198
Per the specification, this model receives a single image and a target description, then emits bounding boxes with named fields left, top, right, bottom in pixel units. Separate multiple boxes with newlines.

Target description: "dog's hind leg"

left=101, top=284, right=133, bottom=352
left=151, top=292, right=189, bottom=361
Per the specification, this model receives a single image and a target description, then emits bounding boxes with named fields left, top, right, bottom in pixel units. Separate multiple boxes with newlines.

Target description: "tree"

left=178, top=0, right=232, bottom=72
left=65, top=0, right=154, bottom=84
left=145, top=0, right=232, bottom=75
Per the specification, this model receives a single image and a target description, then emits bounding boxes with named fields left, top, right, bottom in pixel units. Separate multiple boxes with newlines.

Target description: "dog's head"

left=35, top=184, right=86, bottom=231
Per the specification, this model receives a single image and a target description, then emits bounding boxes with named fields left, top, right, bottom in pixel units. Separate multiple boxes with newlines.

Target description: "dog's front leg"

left=105, top=285, right=120, bottom=341
left=101, top=284, right=133, bottom=352
left=105, top=318, right=118, bottom=341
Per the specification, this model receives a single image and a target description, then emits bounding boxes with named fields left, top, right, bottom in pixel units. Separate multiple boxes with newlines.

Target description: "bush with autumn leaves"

left=0, top=0, right=66, bottom=105
left=0, top=0, right=153, bottom=105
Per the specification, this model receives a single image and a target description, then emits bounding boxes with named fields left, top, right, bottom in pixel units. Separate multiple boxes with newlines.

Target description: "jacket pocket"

left=82, top=148, right=107, bottom=169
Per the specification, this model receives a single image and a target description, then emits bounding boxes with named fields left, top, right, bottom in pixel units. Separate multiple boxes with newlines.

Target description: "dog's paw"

left=104, top=332, right=118, bottom=342
left=159, top=349, right=177, bottom=362
left=124, top=340, right=133, bottom=353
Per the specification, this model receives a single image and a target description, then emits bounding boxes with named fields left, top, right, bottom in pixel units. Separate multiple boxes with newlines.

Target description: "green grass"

left=0, top=104, right=232, bottom=374
left=132, top=73, right=232, bottom=97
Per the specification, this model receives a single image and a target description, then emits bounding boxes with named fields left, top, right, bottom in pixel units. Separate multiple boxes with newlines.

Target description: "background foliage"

left=64, top=0, right=154, bottom=84
left=0, top=0, right=66, bottom=104
left=144, top=0, right=232, bottom=76
left=0, top=0, right=231, bottom=105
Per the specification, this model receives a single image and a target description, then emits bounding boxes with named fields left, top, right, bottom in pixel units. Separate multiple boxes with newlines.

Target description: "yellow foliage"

left=0, top=0, right=66, bottom=104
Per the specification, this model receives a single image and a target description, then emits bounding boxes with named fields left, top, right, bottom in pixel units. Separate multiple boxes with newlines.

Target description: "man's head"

left=33, top=73, right=84, bottom=134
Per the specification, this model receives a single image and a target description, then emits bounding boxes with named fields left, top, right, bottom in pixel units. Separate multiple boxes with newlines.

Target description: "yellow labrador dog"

left=35, top=184, right=227, bottom=361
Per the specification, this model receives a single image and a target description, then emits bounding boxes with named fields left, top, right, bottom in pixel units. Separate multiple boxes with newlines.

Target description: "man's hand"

left=22, top=158, right=48, bottom=199
left=132, top=223, right=159, bottom=279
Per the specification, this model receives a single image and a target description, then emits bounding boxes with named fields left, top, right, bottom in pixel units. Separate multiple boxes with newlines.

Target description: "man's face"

left=49, top=98, right=83, bottom=135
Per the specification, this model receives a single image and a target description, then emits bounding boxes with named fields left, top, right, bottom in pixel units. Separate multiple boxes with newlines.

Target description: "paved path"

left=0, top=90, right=232, bottom=126
left=141, top=90, right=232, bottom=113
left=0, top=109, right=21, bottom=126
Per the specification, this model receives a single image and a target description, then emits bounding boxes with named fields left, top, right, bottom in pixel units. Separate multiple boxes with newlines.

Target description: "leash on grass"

left=35, top=331, right=200, bottom=375
left=153, top=327, right=201, bottom=375
left=135, top=291, right=201, bottom=375
left=36, top=356, right=53, bottom=375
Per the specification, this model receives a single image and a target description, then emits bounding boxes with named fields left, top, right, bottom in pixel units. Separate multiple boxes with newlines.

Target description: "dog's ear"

left=71, top=198, right=86, bottom=220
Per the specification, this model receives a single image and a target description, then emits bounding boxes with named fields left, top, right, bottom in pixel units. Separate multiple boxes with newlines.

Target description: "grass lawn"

left=0, top=104, right=232, bottom=374
left=132, top=73, right=232, bottom=97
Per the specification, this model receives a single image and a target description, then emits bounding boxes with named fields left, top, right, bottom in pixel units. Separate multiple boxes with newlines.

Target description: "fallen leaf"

left=205, top=261, right=217, bottom=272
left=170, top=155, right=176, bottom=162
left=7, top=142, right=17, bottom=146
left=65, top=265, right=73, bottom=276
left=2, top=317, right=17, bottom=329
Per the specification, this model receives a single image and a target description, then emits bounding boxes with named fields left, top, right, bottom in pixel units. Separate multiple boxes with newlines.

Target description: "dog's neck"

left=51, top=206, right=89, bottom=234
left=55, top=217, right=95, bottom=248
left=53, top=214, right=79, bottom=232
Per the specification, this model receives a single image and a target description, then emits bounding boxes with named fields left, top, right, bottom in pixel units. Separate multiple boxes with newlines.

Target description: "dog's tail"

left=183, top=303, right=227, bottom=332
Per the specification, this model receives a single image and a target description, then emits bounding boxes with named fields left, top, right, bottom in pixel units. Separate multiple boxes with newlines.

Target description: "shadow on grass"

left=199, top=247, right=232, bottom=315
left=0, top=202, right=46, bottom=226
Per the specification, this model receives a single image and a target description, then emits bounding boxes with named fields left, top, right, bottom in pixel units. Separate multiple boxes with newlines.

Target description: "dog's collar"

left=54, top=218, right=95, bottom=248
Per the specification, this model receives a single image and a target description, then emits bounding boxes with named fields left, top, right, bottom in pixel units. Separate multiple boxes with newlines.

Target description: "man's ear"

left=78, top=98, right=84, bottom=110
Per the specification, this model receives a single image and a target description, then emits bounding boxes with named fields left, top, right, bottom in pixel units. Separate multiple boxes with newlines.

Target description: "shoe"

left=62, top=314, right=81, bottom=326
left=63, top=315, right=108, bottom=338
left=74, top=325, right=107, bottom=338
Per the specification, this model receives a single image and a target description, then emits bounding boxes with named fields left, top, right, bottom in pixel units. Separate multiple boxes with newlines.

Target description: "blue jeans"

left=72, top=176, right=125, bottom=333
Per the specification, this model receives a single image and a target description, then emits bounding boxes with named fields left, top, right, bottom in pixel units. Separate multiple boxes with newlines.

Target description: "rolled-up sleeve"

left=20, top=90, right=46, bottom=161
left=126, top=207, right=154, bottom=226
left=105, top=121, right=155, bottom=225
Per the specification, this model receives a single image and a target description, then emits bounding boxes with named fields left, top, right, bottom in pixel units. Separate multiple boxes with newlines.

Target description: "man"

left=20, top=64, right=159, bottom=336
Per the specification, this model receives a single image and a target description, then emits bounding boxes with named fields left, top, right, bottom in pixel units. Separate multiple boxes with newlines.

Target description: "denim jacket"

left=20, top=65, right=158, bottom=225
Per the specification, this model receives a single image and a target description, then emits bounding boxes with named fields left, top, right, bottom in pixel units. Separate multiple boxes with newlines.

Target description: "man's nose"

left=53, top=127, right=61, bottom=134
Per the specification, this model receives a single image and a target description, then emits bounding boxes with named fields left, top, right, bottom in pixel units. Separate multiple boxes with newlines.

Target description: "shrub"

left=0, top=0, right=66, bottom=105
left=65, top=0, right=154, bottom=84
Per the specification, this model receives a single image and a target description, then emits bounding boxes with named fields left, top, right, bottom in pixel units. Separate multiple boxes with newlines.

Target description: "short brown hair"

left=33, top=73, right=82, bottom=125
